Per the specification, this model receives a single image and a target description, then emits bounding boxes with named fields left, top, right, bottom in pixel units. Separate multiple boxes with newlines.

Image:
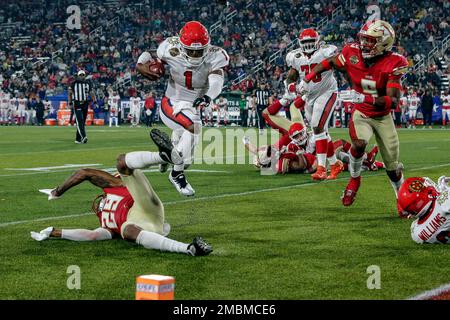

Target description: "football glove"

left=339, top=90, right=366, bottom=104
left=30, top=226, right=54, bottom=241
left=193, top=95, right=211, bottom=110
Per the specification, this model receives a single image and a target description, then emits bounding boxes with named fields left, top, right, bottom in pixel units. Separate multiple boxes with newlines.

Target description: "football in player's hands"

left=145, top=59, right=165, bottom=80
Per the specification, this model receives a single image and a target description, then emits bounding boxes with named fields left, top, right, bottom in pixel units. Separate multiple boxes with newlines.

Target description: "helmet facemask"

left=180, top=43, right=209, bottom=66
left=299, top=38, right=319, bottom=55
left=357, top=33, right=379, bottom=59
left=290, top=128, right=308, bottom=146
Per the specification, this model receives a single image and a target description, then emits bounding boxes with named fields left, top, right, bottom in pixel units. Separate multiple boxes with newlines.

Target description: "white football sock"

left=136, top=230, right=189, bottom=254
left=174, top=130, right=195, bottom=171
left=349, top=152, right=363, bottom=178
left=62, top=228, right=112, bottom=241
left=125, top=151, right=163, bottom=169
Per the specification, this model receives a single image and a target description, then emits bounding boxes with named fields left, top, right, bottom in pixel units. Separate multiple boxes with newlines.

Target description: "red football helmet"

left=397, top=177, right=439, bottom=219
left=289, top=122, right=308, bottom=146
left=179, top=21, right=210, bottom=66
left=298, top=29, right=320, bottom=54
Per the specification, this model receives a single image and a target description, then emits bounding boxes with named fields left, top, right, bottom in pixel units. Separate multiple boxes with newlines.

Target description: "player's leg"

left=122, top=224, right=212, bottom=256
left=372, top=114, right=403, bottom=197
left=158, top=98, right=197, bottom=196
left=289, top=98, right=306, bottom=125
left=263, top=99, right=290, bottom=132
left=310, top=92, right=340, bottom=180
left=118, top=168, right=165, bottom=234
left=342, top=110, right=374, bottom=206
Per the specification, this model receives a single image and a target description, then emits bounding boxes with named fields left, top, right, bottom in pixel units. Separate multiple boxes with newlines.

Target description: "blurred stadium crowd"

left=0, top=0, right=448, bottom=122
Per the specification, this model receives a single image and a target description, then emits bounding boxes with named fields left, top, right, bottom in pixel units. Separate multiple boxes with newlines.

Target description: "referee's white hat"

left=77, top=70, right=86, bottom=76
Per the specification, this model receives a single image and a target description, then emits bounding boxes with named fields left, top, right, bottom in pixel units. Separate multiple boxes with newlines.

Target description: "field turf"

left=0, top=125, right=449, bottom=299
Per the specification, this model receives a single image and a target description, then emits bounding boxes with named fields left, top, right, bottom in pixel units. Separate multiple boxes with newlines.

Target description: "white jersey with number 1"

left=154, top=37, right=229, bottom=104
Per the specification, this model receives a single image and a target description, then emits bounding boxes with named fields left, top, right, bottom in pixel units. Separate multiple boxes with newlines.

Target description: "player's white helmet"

left=298, top=28, right=320, bottom=54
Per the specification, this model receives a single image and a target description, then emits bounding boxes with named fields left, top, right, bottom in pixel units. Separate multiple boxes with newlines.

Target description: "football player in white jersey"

left=246, top=95, right=256, bottom=127
left=399, top=92, right=408, bottom=128
left=441, top=90, right=450, bottom=128
left=398, top=176, right=450, bottom=244
left=0, top=91, right=10, bottom=125
left=407, top=91, right=420, bottom=129
left=129, top=93, right=142, bottom=127
left=9, top=95, right=17, bottom=125
left=17, top=94, right=28, bottom=125
left=216, top=95, right=229, bottom=127
left=267, top=28, right=344, bottom=181
left=136, top=21, right=229, bottom=197
left=108, top=91, right=121, bottom=127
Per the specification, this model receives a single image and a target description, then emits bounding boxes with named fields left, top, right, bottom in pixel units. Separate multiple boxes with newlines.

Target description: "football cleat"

left=341, top=176, right=362, bottom=206
left=327, top=160, right=344, bottom=180
left=150, top=129, right=183, bottom=165
left=169, top=171, right=195, bottom=197
left=187, top=237, right=213, bottom=256
left=39, top=188, right=61, bottom=200
left=311, top=165, right=327, bottom=181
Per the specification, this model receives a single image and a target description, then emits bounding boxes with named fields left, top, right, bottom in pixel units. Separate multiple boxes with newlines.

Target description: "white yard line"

left=407, top=282, right=450, bottom=300
left=1, top=162, right=449, bottom=228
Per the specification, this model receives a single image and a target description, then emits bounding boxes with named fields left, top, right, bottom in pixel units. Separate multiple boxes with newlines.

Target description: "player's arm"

left=31, top=226, right=112, bottom=241
left=193, top=68, right=225, bottom=109
left=304, top=54, right=345, bottom=84
left=372, top=79, right=401, bottom=110
left=48, top=169, right=123, bottom=199
left=285, top=68, right=299, bottom=86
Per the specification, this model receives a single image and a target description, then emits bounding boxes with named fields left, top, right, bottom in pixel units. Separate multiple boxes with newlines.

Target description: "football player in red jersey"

left=299, top=20, right=409, bottom=206
left=31, top=131, right=212, bottom=256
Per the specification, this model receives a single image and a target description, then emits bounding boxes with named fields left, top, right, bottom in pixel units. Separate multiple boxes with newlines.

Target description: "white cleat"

left=169, top=171, right=195, bottom=197
left=39, top=188, right=61, bottom=200
left=30, top=226, right=54, bottom=241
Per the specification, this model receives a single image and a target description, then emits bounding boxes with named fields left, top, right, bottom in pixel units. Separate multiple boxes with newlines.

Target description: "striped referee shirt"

left=71, top=80, right=92, bottom=102
left=255, top=89, right=270, bottom=106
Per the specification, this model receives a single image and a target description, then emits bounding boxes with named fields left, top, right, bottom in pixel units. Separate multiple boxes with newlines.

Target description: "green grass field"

left=0, top=125, right=449, bottom=300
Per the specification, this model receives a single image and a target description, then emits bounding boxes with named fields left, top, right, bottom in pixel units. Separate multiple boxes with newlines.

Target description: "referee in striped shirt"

left=69, top=70, right=96, bottom=144
left=254, top=82, right=272, bottom=134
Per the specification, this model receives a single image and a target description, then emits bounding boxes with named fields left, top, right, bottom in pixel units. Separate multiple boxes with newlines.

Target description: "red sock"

left=315, top=137, right=328, bottom=167
left=327, top=140, right=335, bottom=157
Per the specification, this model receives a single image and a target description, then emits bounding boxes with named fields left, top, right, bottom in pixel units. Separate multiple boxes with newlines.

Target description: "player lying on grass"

left=31, top=130, right=212, bottom=256
left=397, top=176, right=450, bottom=244
left=244, top=121, right=382, bottom=175
left=262, top=96, right=344, bottom=178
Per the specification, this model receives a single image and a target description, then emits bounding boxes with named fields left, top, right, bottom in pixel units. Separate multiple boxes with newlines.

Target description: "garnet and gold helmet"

left=357, top=20, right=395, bottom=60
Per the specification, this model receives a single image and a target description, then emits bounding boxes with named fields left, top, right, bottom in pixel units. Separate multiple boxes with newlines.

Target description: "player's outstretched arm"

left=31, top=227, right=112, bottom=241
left=305, top=55, right=344, bottom=83
left=44, top=169, right=123, bottom=199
